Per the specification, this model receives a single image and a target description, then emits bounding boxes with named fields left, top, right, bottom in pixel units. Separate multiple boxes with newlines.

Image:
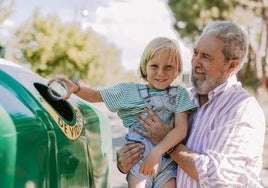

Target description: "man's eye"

left=203, top=55, right=210, bottom=60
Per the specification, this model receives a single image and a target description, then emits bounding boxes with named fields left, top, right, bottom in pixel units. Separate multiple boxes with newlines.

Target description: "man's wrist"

left=163, top=146, right=175, bottom=158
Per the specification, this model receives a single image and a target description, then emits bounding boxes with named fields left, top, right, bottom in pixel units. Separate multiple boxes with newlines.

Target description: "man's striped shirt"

left=177, top=76, right=266, bottom=188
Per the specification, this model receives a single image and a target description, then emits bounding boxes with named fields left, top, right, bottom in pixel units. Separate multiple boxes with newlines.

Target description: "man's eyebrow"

left=201, top=52, right=209, bottom=56
left=193, top=48, right=212, bottom=58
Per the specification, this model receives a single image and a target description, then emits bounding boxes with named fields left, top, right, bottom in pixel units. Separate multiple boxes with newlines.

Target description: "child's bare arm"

left=139, top=111, right=188, bottom=175
left=74, top=86, right=103, bottom=102
left=153, top=111, right=188, bottom=155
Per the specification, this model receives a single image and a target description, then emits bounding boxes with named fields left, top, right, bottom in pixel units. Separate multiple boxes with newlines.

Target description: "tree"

left=0, top=0, right=14, bottom=57
left=168, top=0, right=268, bottom=101
left=10, top=9, right=127, bottom=87
left=0, top=0, right=13, bottom=23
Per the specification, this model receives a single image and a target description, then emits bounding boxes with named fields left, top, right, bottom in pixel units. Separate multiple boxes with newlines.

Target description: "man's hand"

left=116, top=142, right=144, bottom=174
left=136, top=108, right=172, bottom=145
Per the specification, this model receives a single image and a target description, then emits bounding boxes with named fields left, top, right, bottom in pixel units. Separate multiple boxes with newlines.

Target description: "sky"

left=5, top=0, right=191, bottom=72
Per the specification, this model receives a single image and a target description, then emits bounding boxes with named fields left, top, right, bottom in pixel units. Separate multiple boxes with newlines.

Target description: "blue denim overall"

left=126, top=84, right=177, bottom=187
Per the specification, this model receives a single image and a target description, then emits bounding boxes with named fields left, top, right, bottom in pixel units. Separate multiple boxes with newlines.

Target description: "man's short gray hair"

left=201, top=21, right=249, bottom=70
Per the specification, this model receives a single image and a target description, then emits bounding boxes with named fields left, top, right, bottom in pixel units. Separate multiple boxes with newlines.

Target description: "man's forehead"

left=194, top=35, right=223, bottom=53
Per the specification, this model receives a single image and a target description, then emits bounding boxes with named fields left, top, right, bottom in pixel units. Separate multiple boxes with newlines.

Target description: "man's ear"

left=227, top=59, right=240, bottom=74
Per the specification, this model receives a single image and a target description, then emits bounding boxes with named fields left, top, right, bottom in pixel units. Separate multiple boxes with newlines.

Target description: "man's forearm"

left=170, top=144, right=200, bottom=182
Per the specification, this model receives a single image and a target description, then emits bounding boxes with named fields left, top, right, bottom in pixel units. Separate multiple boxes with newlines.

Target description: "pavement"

left=92, top=103, right=128, bottom=188
left=110, top=121, right=128, bottom=188
left=92, top=103, right=268, bottom=188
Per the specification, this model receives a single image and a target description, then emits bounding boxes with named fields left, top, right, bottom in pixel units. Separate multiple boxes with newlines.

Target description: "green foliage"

left=168, top=0, right=240, bottom=42
left=0, top=0, right=13, bottom=23
left=0, top=0, right=14, bottom=49
left=12, top=9, right=125, bottom=87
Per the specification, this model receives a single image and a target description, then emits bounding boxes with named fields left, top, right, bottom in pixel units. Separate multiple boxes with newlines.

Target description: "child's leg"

left=160, top=177, right=176, bottom=188
left=127, top=172, right=148, bottom=188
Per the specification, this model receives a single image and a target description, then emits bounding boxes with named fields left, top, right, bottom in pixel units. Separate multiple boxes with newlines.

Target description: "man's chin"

left=192, top=82, right=207, bottom=95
